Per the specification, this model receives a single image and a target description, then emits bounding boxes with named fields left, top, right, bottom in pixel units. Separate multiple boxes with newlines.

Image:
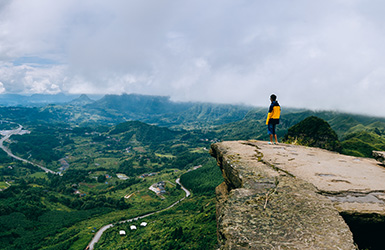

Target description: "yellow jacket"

left=266, top=101, right=281, bottom=125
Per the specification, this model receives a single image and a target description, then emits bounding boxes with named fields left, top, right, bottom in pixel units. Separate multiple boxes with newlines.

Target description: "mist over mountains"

left=0, top=93, right=102, bottom=107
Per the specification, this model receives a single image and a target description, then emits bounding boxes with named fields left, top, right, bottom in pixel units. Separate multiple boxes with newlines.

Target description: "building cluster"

left=116, top=173, right=129, bottom=180
left=58, top=158, right=70, bottom=173
left=148, top=181, right=166, bottom=195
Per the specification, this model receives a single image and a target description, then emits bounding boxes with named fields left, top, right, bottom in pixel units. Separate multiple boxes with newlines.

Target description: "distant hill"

left=69, top=94, right=95, bottom=105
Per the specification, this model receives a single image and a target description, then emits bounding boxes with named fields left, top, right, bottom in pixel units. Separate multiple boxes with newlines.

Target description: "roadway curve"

left=0, top=122, right=57, bottom=174
left=87, top=177, right=191, bottom=250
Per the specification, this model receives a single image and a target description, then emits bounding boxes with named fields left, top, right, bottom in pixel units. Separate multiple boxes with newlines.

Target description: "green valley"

left=0, top=93, right=385, bottom=249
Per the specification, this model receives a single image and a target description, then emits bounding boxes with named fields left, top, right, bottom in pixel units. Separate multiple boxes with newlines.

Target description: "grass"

left=93, top=157, right=120, bottom=168
left=0, top=181, right=8, bottom=189
left=155, top=153, right=175, bottom=158
left=29, top=172, right=48, bottom=179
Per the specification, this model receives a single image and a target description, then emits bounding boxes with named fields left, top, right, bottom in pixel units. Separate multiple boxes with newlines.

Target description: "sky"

left=1, top=0, right=385, bottom=116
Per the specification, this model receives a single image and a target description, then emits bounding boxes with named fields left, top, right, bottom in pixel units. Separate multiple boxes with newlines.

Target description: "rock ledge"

left=210, top=141, right=366, bottom=249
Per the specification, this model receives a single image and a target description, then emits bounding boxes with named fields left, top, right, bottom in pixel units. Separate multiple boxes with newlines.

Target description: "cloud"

left=0, top=82, right=5, bottom=94
left=0, top=62, right=66, bottom=94
left=1, top=0, right=385, bottom=116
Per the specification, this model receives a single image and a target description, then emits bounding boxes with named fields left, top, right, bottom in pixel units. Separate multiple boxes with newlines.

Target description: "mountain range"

left=1, top=92, right=385, bottom=158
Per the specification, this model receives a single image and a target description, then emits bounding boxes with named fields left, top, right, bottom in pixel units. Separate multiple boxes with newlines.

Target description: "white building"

left=119, top=230, right=126, bottom=236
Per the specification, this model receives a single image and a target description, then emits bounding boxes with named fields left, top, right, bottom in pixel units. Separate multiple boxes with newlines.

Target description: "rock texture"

left=373, top=150, right=385, bottom=165
left=210, top=140, right=385, bottom=249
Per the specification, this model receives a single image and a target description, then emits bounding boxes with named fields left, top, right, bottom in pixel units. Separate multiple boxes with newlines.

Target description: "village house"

left=148, top=181, right=166, bottom=195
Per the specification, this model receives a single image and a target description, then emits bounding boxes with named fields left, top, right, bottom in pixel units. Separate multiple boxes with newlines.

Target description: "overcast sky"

left=1, top=0, right=385, bottom=116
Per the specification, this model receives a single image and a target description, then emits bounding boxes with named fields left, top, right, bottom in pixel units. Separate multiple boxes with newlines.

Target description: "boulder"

left=373, top=151, right=385, bottom=164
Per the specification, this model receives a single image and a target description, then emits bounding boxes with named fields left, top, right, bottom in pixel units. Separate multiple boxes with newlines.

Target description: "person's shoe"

left=274, top=142, right=278, bottom=145
left=268, top=142, right=272, bottom=145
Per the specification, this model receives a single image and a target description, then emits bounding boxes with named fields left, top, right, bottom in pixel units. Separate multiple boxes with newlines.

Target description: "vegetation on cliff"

left=283, top=116, right=342, bottom=152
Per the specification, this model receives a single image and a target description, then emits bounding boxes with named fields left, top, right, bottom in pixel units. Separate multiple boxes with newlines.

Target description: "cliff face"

left=210, top=140, right=385, bottom=249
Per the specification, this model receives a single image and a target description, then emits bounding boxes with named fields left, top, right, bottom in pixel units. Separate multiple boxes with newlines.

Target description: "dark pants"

left=267, top=123, right=276, bottom=135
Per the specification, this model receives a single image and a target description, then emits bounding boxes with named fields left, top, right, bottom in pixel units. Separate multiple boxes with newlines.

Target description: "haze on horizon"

left=1, top=0, right=385, bottom=116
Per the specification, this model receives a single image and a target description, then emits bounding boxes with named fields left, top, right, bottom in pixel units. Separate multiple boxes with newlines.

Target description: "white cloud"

left=0, top=62, right=66, bottom=94
left=0, top=82, right=5, bottom=94
left=1, top=0, right=385, bottom=116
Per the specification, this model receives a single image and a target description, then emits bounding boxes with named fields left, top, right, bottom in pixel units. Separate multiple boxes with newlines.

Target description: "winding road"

left=0, top=122, right=57, bottom=174
left=87, top=177, right=191, bottom=250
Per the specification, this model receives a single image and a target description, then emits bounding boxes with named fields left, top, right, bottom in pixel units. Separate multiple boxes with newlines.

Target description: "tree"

left=97, top=175, right=107, bottom=183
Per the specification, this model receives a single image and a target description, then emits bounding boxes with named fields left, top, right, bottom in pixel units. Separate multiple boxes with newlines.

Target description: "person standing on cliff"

left=266, top=94, right=281, bottom=144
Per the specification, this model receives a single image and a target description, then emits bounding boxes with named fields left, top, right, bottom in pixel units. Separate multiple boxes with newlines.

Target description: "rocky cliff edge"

left=210, top=140, right=385, bottom=249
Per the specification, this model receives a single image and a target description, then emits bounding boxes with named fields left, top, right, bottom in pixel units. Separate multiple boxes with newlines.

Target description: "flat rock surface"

left=258, top=141, right=385, bottom=192
left=253, top=140, right=385, bottom=215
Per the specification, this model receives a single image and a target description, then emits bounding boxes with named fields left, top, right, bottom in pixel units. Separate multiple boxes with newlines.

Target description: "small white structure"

left=116, top=173, right=129, bottom=180
left=119, top=230, right=126, bottom=236
left=140, top=222, right=147, bottom=227
left=130, top=225, right=137, bottom=230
